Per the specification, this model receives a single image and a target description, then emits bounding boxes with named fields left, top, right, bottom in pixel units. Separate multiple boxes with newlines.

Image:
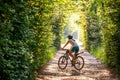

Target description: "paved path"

left=35, top=50, right=119, bottom=80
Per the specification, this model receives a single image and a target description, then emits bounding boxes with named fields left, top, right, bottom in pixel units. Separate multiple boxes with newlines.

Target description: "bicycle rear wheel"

left=58, top=56, right=68, bottom=70
left=74, top=56, right=84, bottom=70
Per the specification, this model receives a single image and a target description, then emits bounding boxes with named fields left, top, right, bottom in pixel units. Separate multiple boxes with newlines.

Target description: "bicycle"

left=58, top=49, right=84, bottom=71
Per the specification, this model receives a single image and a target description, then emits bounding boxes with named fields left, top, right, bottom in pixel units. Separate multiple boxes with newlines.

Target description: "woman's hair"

left=67, top=35, right=73, bottom=39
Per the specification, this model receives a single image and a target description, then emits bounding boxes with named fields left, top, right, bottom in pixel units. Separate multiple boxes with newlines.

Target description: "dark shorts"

left=72, top=46, right=79, bottom=53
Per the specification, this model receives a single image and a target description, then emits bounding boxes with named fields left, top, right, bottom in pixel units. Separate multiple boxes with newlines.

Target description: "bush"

left=0, top=0, right=56, bottom=80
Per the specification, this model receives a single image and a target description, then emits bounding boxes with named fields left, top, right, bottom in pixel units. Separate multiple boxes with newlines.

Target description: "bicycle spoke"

left=58, top=56, right=68, bottom=70
left=74, top=56, right=84, bottom=70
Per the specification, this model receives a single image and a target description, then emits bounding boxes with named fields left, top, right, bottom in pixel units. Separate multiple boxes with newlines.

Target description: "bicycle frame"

left=63, top=49, right=84, bottom=61
left=63, top=49, right=73, bottom=62
left=58, top=49, right=85, bottom=70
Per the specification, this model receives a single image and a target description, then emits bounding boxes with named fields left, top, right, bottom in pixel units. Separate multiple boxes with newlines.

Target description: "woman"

left=61, top=35, right=79, bottom=65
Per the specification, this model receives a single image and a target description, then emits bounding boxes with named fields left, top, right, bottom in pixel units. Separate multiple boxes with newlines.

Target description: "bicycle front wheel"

left=74, top=56, right=84, bottom=70
left=58, top=56, right=68, bottom=70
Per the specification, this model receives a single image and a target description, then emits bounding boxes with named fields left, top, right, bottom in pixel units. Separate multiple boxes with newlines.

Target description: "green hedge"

left=102, top=0, right=120, bottom=73
left=0, top=0, right=56, bottom=80
left=82, top=0, right=120, bottom=74
left=0, top=0, right=78, bottom=79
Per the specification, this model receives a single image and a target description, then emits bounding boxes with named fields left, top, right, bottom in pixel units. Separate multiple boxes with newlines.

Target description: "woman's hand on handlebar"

left=60, top=48, right=64, bottom=50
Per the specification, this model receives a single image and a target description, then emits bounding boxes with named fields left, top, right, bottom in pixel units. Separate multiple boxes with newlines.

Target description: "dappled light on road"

left=35, top=46, right=119, bottom=80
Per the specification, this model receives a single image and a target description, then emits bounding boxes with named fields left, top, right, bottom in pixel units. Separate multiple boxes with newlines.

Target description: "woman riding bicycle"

left=61, top=35, right=79, bottom=65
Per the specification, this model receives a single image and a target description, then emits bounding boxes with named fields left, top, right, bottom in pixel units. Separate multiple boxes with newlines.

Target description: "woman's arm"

left=62, top=41, right=69, bottom=49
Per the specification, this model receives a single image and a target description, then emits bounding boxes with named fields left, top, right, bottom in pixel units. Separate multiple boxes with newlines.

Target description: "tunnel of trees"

left=0, top=0, right=120, bottom=80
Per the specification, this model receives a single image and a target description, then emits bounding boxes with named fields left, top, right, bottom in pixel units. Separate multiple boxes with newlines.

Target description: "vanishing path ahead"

left=35, top=50, right=119, bottom=80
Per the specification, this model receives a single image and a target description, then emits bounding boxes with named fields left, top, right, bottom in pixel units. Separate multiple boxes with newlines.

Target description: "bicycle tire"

left=74, top=56, right=84, bottom=70
left=58, top=56, right=68, bottom=70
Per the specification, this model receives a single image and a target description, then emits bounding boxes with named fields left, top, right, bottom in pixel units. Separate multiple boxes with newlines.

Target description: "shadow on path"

left=35, top=50, right=120, bottom=80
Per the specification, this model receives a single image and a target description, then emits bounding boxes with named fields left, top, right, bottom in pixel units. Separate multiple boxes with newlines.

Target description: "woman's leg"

left=74, top=52, right=77, bottom=61
left=69, top=50, right=73, bottom=58
left=69, top=50, right=75, bottom=65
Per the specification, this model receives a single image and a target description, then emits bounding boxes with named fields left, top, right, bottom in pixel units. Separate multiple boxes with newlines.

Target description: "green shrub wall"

left=0, top=0, right=56, bottom=80
left=82, top=0, right=120, bottom=74
left=102, top=0, right=120, bottom=73
left=0, top=0, right=77, bottom=80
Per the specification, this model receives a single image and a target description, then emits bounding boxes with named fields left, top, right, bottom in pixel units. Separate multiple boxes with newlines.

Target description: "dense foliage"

left=77, top=0, right=120, bottom=74
left=102, top=0, right=120, bottom=73
left=52, top=0, right=76, bottom=49
left=0, top=0, right=76, bottom=80
left=0, top=0, right=56, bottom=80
left=0, top=0, right=120, bottom=80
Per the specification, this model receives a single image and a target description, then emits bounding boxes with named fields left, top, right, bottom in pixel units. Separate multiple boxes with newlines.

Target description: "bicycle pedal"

left=71, top=63, right=74, bottom=66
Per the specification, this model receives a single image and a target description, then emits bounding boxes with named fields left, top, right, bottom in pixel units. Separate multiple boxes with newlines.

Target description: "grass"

left=91, top=45, right=120, bottom=75
left=90, top=45, right=106, bottom=63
